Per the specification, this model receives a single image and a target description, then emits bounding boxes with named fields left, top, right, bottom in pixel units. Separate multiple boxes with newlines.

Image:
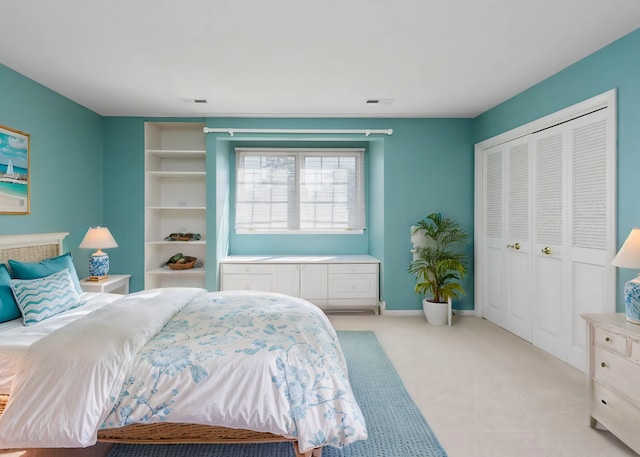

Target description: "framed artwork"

left=0, top=125, right=30, bottom=214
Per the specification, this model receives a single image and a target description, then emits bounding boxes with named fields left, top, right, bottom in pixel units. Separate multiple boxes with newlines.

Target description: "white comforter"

left=0, top=292, right=122, bottom=394
left=0, top=288, right=366, bottom=453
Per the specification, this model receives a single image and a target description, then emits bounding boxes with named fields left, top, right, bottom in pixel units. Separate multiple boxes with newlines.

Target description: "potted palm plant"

left=408, top=213, right=468, bottom=325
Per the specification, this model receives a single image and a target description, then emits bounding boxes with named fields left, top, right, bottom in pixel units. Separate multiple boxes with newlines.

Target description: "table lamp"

left=611, top=228, right=640, bottom=324
left=79, top=226, right=118, bottom=280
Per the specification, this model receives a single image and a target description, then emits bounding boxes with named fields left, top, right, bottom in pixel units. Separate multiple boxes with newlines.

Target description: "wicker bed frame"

left=0, top=233, right=322, bottom=457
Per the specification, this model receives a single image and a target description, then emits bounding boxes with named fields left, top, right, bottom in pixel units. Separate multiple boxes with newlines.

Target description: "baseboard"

left=380, top=309, right=423, bottom=316
left=381, top=308, right=476, bottom=317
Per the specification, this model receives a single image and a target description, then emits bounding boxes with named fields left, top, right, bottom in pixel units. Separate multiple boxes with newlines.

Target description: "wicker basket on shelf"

left=165, top=255, right=197, bottom=270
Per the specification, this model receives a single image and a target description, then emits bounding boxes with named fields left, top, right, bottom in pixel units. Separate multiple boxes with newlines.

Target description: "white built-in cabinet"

left=475, top=91, right=616, bottom=372
left=144, top=122, right=207, bottom=289
left=219, top=255, right=380, bottom=313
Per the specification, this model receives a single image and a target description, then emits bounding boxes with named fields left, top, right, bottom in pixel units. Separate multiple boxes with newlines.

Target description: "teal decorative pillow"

left=9, top=252, right=82, bottom=294
left=0, top=264, right=21, bottom=323
left=10, top=268, right=81, bottom=326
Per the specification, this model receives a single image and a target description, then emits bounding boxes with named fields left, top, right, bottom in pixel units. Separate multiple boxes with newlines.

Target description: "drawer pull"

left=601, top=362, right=606, bottom=368
left=605, top=337, right=610, bottom=342
left=601, top=399, right=607, bottom=405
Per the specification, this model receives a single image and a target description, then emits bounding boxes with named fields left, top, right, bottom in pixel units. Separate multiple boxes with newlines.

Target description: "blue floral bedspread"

left=102, top=290, right=367, bottom=452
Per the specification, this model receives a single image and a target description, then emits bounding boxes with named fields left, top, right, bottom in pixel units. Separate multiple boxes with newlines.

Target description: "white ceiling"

left=1, top=1, right=639, bottom=118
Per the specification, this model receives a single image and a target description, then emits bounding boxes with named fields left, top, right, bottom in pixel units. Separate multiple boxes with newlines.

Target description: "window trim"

left=234, top=147, right=366, bottom=234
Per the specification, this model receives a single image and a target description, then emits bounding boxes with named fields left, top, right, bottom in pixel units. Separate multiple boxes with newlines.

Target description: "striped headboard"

left=0, top=233, right=69, bottom=268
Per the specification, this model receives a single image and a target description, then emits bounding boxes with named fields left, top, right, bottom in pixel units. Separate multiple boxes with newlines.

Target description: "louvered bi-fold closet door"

left=482, top=138, right=532, bottom=341
left=504, top=140, right=533, bottom=342
left=482, top=144, right=507, bottom=329
left=565, top=109, right=614, bottom=371
left=532, top=124, right=568, bottom=362
left=531, top=108, right=615, bottom=371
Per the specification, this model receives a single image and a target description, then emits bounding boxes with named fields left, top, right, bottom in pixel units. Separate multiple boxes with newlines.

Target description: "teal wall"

left=473, top=28, right=640, bottom=312
left=101, top=116, right=473, bottom=310
left=102, top=117, right=145, bottom=291
left=0, top=64, right=105, bottom=277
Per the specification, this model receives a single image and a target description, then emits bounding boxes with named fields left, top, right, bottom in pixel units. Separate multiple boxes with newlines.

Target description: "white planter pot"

left=422, top=297, right=452, bottom=326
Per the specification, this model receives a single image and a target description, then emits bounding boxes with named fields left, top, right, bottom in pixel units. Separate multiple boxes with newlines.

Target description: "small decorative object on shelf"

left=165, top=253, right=198, bottom=270
left=164, top=232, right=201, bottom=241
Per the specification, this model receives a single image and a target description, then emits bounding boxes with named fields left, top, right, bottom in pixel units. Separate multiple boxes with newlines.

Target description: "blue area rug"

left=107, top=330, right=447, bottom=457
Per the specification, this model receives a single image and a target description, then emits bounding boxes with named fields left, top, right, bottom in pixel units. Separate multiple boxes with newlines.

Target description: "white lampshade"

left=79, top=226, right=118, bottom=250
left=612, top=228, right=640, bottom=269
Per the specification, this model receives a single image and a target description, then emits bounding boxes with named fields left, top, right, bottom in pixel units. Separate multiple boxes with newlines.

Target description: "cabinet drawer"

left=591, top=382, right=640, bottom=453
left=593, top=346, right=640, bottom=405
left=328, top=273, right=378, bottom=299
left=221, top=274, right=272, bottom=292
left=594, top=326, right=628, bottom=355
left=222, top=264, right=297, bottom=274
left=328, top=263, right=378, bottom=274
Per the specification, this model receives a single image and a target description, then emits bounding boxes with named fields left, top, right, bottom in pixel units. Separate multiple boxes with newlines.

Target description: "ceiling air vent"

left=366, top=98, right=394, bottom=105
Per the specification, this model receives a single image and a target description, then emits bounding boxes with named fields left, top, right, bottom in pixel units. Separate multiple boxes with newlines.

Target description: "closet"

left=474, top=91, right=616, bottom=372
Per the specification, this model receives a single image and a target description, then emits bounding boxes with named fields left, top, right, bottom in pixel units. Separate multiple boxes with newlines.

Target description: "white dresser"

left=219, top=255, right=380, bottom=313
left=583, top=313, right=640, bottom=454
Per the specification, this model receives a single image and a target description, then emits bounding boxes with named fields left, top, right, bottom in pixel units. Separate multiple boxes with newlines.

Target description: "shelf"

left=146, top=171, right=206, bottom=178
left=146, top=267, right=206, bottom=275
left=146, top=240, right=206, bottom=245
left=146, top=149, right=206, bottom=159
left=146, top=206, right=207, bottom=211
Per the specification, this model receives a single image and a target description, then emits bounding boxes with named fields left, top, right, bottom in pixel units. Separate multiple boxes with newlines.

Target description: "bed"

left=0, top=233, right=367, bottom=457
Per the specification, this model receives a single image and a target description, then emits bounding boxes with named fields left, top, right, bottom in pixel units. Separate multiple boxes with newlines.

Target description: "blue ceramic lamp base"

left=624, top=276, right=640, bottom=324
left=88, top=252, right=110, bottom=280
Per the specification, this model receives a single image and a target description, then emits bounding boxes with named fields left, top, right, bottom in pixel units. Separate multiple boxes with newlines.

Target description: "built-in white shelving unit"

left=144, top=122, right=206, bottom=289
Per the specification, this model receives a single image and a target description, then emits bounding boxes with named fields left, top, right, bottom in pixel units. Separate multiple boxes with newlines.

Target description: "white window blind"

left=235, top=148, right=365, bottom=233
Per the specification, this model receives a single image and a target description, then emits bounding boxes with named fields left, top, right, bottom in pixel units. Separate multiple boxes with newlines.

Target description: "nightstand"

left=80, top=274, right=131, bottom=294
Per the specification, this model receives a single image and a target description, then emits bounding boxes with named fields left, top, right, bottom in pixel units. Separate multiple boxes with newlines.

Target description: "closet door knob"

left=541, top=246, right=552, bottom=255
left=507, top=243, right=521, bottom=250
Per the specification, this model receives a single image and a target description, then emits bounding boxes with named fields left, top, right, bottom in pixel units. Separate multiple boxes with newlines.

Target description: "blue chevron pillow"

left=10, top=268, right=81, bottom=326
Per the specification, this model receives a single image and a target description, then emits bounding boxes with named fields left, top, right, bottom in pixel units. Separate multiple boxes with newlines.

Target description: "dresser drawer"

left=631, top=339, right=640, bottom=365
left=591, top=382, right=640, bottom=453
left=593, top=326, right=628, bottom=355
left=593, top=346, right=640, bottom=405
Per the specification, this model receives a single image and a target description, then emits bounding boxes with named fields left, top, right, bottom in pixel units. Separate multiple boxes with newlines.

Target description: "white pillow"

left=10, top=268, right=81, bottom=326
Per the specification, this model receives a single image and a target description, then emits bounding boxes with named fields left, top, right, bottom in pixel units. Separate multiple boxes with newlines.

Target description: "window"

left=235, top=148, right=365, bottom=233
